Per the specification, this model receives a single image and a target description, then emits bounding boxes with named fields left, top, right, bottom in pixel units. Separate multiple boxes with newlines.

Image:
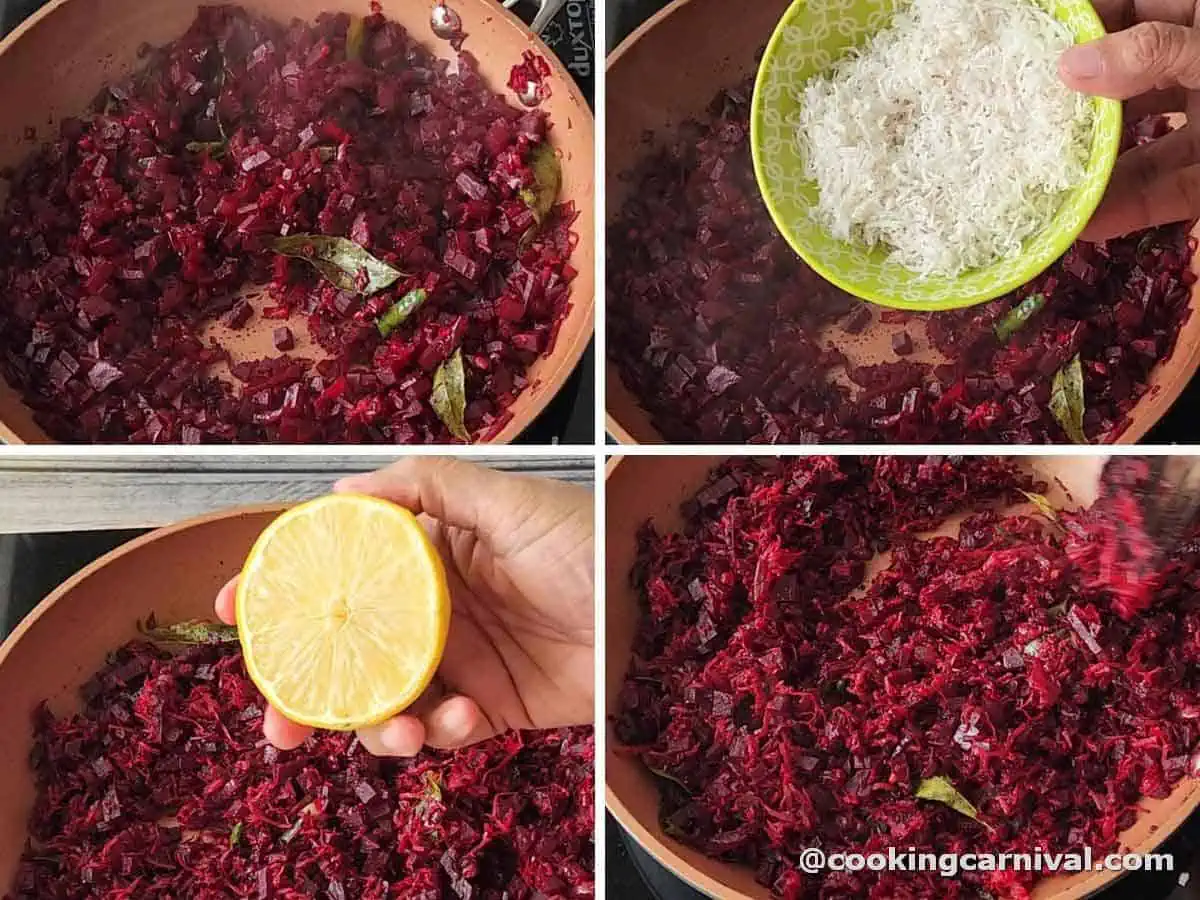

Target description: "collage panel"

left=604, top=454, right=1200, bottom=899
left=605, top=0, right=1200, bottom=446
left=0, top=453, right=595, bottom=897
left=0, top=0, right=594, bottom=446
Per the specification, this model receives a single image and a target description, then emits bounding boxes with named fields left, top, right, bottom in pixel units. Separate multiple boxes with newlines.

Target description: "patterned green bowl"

left=750, top=0, right=1123, bottom=311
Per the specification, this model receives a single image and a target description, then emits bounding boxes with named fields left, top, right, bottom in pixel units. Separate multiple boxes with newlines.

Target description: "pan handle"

left=502, top=0, right=568, bottom=35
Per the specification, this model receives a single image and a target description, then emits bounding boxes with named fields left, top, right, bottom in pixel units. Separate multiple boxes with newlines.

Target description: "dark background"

left=0, top=0, right=595, bottom=444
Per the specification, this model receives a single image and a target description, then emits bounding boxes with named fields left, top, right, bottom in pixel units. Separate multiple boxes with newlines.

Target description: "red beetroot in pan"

left=607, top=84, right=1195, bottom=444
left=616, top=456, right=1200, bottom=898
left=0, top=6, right=576, bottom=443
left=10, top=641, right=594, bottom=899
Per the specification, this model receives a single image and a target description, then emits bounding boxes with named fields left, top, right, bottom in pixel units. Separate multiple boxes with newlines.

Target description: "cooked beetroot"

left=10, top=641, right=594, bottom=899
left=607, top=82, right=1196, bottom=443
left=507, top=52, right=552, bottom=107
left=1065, top=457, right=1178, bottom=620
left=615, top=456, right=1200, bottom=898
left=222, top=299, right=254, bottom=330
left=273, top=326, right=295, bottom=352
left=0, top=6, right=576, bottom=444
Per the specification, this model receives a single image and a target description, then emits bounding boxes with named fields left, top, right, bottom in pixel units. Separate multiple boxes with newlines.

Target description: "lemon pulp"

left=235, top=494, right=450, bottom=730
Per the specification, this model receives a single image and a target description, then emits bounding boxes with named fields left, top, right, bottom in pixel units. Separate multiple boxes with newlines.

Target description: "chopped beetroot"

left=273, top=326, right=295, bottom=352
left=10, top=641, right=594, bottom=898
left=842, top=304, right=873, bottom=334
left=221, top=300, right=254, bottom=330
left=508, top=51, right=552, bottom=106
left=705, top=364, right=740, bottom=396
left=86, top=360, right=123, bottom=392
left=616, top=456, right=1200, bottom=898
left=0, top=6, right=577, bottom=444
left=607, top=80, right=1196, bottom=444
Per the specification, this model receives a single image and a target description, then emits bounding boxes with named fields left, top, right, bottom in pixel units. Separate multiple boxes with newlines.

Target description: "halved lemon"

left=235, top=493, right=450, bottom=731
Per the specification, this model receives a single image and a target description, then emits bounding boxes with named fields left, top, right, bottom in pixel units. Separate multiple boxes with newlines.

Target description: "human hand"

left=1059, top=0, right=1200, bottom=241
left=215, top=458, right=594, bottom=756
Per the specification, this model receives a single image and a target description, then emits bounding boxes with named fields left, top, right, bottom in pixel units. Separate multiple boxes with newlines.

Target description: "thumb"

left=1060, top=22, right=1200, bottom=99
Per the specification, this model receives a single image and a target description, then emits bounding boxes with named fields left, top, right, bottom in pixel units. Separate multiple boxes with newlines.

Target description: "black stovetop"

left=0, top=0, right=595, bottom=445
left=1, top=530, right=147, bottom=635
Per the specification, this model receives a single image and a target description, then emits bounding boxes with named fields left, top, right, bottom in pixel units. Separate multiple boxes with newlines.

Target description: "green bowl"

left=750, top=0, right=1123, bottom=311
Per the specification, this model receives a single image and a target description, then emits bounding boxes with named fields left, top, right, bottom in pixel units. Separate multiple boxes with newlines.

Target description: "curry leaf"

left=138, top=618, right=239, bottom=645
left=229, top=822, right=244, bottom=847
left=646, top=766, right=692, bottom=794
left=915, top=776, right=988, bottom=828
left=431, top=349, right=471, bottom=443
left=184, top=140, right=228, bottom=158
left=1049, top=354, right=1088, bottom=444
left=377, top=288, right=428, bottom=337
left=662, top=819, right=691, bottom=841
left=211, top=55, right=229, bottom=141
left=1019, top=490, right=1058, bottom=522
left=271, top=235, right=405, bottom=295
left=280, top=818, right=303, bottom=844
left=994, top=293, right=1045, bottom=343
left=345, top=15, right=366, bottom=61
left=422, top=770, right=443, bottom=802
left=520, top=142, right=561, bottom=224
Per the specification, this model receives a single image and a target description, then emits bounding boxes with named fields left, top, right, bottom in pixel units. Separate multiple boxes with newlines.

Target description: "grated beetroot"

left=615, top=456, right=1200, bottom=899
left=607, top=83, right=1196, bottom=444
left=8, top=641, right=594, bottom=899
left=1064, top=457, right=1177, bottom=621
left=0, top=5, right=576, bottom=444
left=507, top=52, right=552, bottom=107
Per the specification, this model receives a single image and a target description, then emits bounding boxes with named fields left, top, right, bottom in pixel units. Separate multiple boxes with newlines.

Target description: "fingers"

left=358, top=716, right=426, bottom=756
left=259, top=696, right=490, bottom=757
left=335, top=457, right=527, bottom=542
left=1111, top=124, right=1199, bottom=185
left=356, top=695, right=495, bottom=757
left=215, top=577, right=321, bottom=753
left=263, top=705, right=313, bottom=750
left=214, top=575, right=238, bottom=625
left=335, top=457, right=484, bottom=530
left=421, top=695, right=495, bottom=749
left=1081, top=157, right=1200, bottom=240
left=1072, top=456, right=1112, bottom=508
left=215, top=576, right=311, bottom=752
left=1090, top=0, right=1199, bottom=32
left=1126, top=85, right=1189, bottom=116
left=1061, top=22, right=1200, bottom=98
left=1079, top=125, right=1200, bottom=240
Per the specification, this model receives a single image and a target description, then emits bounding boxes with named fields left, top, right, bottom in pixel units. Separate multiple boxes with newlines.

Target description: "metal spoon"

left=1119, top=457, right=1200, bottom=551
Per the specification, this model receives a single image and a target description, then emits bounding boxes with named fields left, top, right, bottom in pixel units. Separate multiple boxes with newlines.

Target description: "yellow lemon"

left=235, top=494, right=450, bottom=730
